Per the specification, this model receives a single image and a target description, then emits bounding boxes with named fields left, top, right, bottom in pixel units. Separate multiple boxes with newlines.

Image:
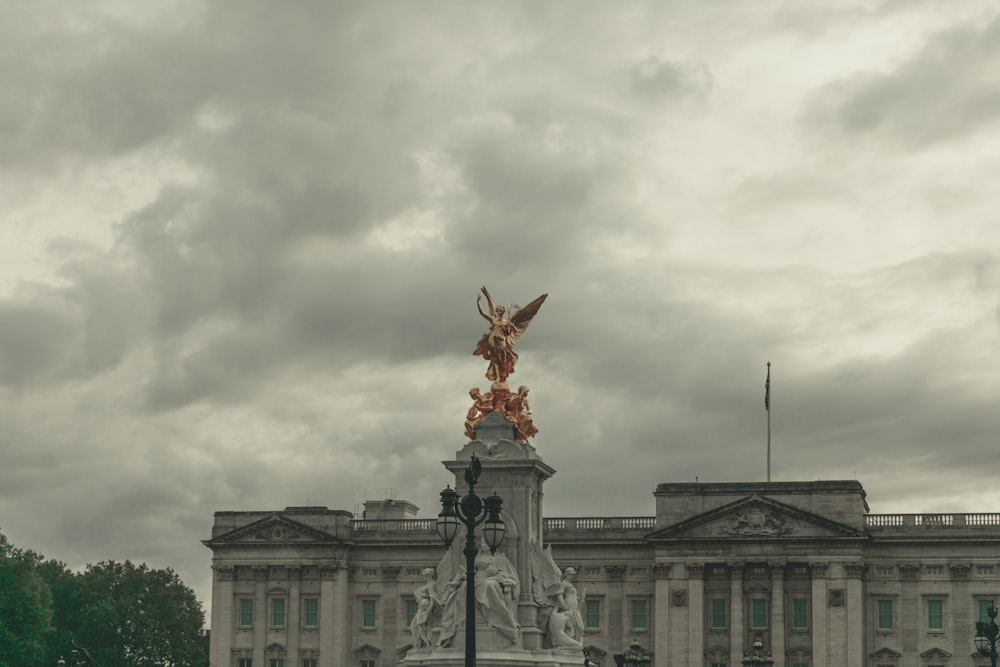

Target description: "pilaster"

left=210, top=565, right=235, bottom=667
left=844, top=562, right=865, bottom=667
left=811, top=563, right=828, bottom=667
left=687, top=564, right=705, bottom=663
left=287, top=566, right=301, bottom=666
left=253, top=565, right=268, bottom=666
left=730, top=563, right=745, bottom=666
left=770, top=562, right=785, bottom=667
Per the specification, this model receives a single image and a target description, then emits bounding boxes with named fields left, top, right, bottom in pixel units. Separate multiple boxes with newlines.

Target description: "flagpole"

left=766, top=361, right=771, bottom=482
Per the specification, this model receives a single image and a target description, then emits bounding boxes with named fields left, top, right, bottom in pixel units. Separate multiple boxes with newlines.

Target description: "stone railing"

left=866, top=513, right=1000, bottom=528
left=544, top=517, right=656, bottom=530
left=350, top=516, right=658, bottom=534
left=351, top=519, right=436, bottom=533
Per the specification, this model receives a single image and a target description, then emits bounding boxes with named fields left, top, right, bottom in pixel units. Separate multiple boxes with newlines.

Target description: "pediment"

left=353, top=644, right=381, bottom=656
left=648, top=495, right=866, bottom=541
left=870, top=647, right=902, bottom=659
left=204, top=514, right=341, bottom=547
left=920, top=647, right=952, bottom=659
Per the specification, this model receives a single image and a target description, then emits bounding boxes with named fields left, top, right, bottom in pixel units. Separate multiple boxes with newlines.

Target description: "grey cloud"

left=630, top=56, right=713, bottom=102
left=805, top=15, right=1000, bottom=146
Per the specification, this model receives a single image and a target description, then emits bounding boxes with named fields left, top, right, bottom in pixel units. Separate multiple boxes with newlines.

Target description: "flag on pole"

left=764, top=363, right=771, bottom=411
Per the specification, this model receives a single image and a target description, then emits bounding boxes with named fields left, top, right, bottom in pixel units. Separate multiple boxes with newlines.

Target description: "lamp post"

left=436, top=455, right=506, bottom=667
left=976, top=603, right=999, bottom=667
left=741, top=638, right=774, bottom=667
left=613, top=639, right=652, bottom=667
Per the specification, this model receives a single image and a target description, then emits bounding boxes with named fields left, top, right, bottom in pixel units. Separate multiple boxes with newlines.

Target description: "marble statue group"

left=408, top=541, right=585, bottom=652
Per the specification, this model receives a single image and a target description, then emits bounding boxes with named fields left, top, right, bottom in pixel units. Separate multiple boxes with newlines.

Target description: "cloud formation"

left=1, top=0, right=999, bottom=620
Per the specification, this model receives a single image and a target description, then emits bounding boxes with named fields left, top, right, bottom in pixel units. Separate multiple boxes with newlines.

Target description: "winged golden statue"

left=473, top=287, right=548, bottom=382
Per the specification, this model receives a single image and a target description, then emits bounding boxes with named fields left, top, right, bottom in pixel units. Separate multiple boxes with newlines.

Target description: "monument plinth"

left=403, top=288, right=586, bottom=667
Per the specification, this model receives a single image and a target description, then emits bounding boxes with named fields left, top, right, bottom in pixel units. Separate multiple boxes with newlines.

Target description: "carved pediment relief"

left=869, top=647, right=902, bottom=660
left=204, top=514, right=340, bottom=546
left=920, top=647, right=952, bottom=659
left=648, top=495, right=866, bottom=542
left=353, top=644, right=382, bottom=657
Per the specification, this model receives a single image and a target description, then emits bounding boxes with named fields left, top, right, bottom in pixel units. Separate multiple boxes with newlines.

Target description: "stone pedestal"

left=403, top=414, right=587, bottom=667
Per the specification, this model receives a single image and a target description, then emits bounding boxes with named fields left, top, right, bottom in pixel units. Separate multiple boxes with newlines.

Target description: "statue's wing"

left=510, top=293, right=548, bottom=331
left=529, top=541, right=561, bottom=604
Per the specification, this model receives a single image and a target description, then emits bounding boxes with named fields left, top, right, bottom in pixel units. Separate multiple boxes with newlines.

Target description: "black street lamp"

left=613, top=639, right=652, bottom=667
left=741, top=638, right=774, bottom=667
left=436, top=455, right=506, bottom=667
left=976, top=603, right=999, bottom=667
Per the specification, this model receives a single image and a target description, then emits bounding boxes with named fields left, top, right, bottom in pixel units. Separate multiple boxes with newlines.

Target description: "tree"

left=0, top=532, right=54, bottom=667
left=63, top=560, right=206, bottom=667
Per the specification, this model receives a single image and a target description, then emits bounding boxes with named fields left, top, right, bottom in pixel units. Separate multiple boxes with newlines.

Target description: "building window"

left=271, top=598, right=285, bottom=627
left=239, top=599, right=254, bottom=626
left=585, top=599, right=601, bottom=629
left=927, top=599, right=943, bottom=630
left=792, top=598, right=808, bottom=629
left=981, top=600, right=996, bottom=623
left=268, top=660, right=284, bottom=667
left=360, top=661, right=375, bottom=667
left=710, top=599, right=727, bottom=629
left=361, top=599, right=377, bottom=628
left=791, top=664, right=809, bottom=667
left=977, top=566, right=996, bottom=576
left=710, top=663, right=727, bottom=667
left=361, top=567, right=377, bottom=576
left=925, top=565, right=944, bottom=575
left=405, top=598, right=419, bottom=627
left=751, top=599, right=768, bottom=629
left=877, top=600, right=893, bottom=630
left=875, top=566, right=895, bottom=577
left=631, top=599, right=648, bottom=630
left=237, top=660, right=252, bottom=667
left=302, top=661, right=317, bottom=667
left=303, top=598, right=319, bottom=627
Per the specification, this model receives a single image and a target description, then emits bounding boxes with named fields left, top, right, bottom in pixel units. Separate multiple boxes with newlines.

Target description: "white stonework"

left=206, top=433, right=1000, bottom=667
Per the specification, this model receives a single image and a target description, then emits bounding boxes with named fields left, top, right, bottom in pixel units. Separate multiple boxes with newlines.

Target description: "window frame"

left=876, top=599, right=894, bottom=632
left=710, top=598, right=727, bottom=630
left=630, top=598, right=648, bottom=631
left=361, top=598, right=378, bottom=629
left=303, top=597, right=319, bottom=627
left=584, top=598, right=601, bottom=630
left=926, top=598, right=944, bottom=631
left=270, top=597, right=286, bottom=627
left=791, top=597, right=809, bottom=630
left=238, top=598, right=254, bottom=627
left=750, top=598, right=768, bottom=629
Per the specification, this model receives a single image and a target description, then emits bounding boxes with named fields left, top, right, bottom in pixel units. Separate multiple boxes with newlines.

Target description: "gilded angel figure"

left=473, top=287, right=547, bottom=382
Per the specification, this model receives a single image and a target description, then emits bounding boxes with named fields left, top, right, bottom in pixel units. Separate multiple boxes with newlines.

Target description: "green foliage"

left=0, top=532, right=55, bottom=667
left=61, top=560, right=207, bottom=667
left=1, top=532, right=207, bottom=667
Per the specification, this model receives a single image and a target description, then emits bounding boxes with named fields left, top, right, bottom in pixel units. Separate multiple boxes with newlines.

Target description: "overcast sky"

left=2, top=0, right=999, bottom=623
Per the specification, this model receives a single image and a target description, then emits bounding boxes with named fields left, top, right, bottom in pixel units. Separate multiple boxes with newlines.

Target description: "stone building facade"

left=205, top=423, right=1000, bottom=667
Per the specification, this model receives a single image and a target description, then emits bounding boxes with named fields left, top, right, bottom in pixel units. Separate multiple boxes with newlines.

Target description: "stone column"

left=287, top=566, right=301, bottom=666
left=811, top=563, right=828, bottom=667
left=687, top=564, right=705, bottom=663
left=730, top=563, right=745, bottom=666
left=844, top=563, right=866, bottom=667
left=210, top=565, right=235, bottom=667
left=319, top=565, right=340, bottom=667
left=668, top=562, right=690, bottom=665
left=607, top=565, right=627, bottom=642
left=770, top=562, right=785, bottom=667
left=653, top=564, right=672, bottom=666
left=253, top=565, right=268, bottom=666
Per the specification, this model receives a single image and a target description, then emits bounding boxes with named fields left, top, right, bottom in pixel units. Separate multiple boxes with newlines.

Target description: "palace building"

left=204, top=411, right=1000, bottom=667
left=205, top=290, right=999, bottom=666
